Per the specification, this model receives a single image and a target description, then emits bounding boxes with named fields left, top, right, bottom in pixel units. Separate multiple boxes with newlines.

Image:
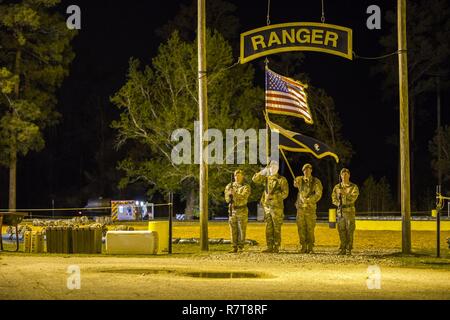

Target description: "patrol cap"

left=302, top=163, right=312, bottom=171
left=340, top=168, right=350, bottom=175
left=234, top=169, right=244, bottom=175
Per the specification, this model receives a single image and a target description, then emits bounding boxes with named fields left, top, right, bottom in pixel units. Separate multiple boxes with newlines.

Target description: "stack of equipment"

left=31, top=231, right=44, bottom=253
left=45, top=225, right=102, bottom=254
left=46, top=226, right=72, bottom=253
left=71, top=225, right=102, bottom=254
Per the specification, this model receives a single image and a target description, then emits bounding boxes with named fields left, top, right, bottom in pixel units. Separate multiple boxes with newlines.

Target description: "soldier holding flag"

left=253, top=160, right=289, bottom=253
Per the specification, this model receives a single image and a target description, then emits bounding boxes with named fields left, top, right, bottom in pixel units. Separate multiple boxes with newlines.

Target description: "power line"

left=353, top=49, right=407, bottom=60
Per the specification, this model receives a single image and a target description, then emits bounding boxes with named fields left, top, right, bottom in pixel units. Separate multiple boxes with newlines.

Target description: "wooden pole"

left=168, top=192, right=173, bottom=254
left=280, top=148, right=295, bottom=180
left=198, top=0, right=209, bottom=251
left=437, top=76, right=442, bottom=188
left=437, top=185, right=441, bottom=258
left=437, top=77, right=442, bottom=258
left=398, top=0, right=411, bottom=254
left=264, top=64, right=270, bottom=167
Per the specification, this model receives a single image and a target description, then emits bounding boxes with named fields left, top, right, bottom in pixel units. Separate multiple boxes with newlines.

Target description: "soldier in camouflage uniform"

left=294, top=163, right=323, bottom=254
left=225, top=169, right=251, bottom=253
left=332, top=168, right=359, bottom=255
left=252, top=160, right=289, bottom=253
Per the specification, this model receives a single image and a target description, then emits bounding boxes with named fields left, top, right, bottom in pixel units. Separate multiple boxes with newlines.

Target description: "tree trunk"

left=9, top=140, right=17, bottom=210
left=98, top=97, right=106, bottom=196
left=397, top=148, right=401, bottom=207
left=184, top=188, right=196, bottom=220
left=410, top=98, right=415, bottom=210
left=9, top=49, right=22, bottom=210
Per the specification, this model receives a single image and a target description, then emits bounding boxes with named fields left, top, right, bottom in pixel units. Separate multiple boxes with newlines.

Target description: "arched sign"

left=240, top=22, right=353, bottom=63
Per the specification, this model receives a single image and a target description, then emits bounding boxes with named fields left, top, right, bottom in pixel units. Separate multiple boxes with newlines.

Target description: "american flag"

left=265, top=67, right=313, bottom=124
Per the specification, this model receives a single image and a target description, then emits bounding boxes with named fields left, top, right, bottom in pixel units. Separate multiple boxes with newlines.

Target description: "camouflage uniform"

left=0, top=215, right=3, bottom=250
left=294, top=175, right=323, bottom=253
left=332, top=181, right=359, bottom=254
left=252, top=172, right=289, bottom=252
left=225, top=181, right=251, bottom=251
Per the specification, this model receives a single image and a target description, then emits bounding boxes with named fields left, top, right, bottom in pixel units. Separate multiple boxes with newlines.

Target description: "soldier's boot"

left=299, top=246, right=308, bottom=254
left=346, top=248, right=352, bottom=255
left=229, top=247, right=238, bottom=253
left=262, top=247, right=273, bottom=253
left=272, top=246, right=279, bottom=253
left=238, top=246, right=244, bottom=253
left=307, top=244, right=314, bottom=254
left=338, top=248, right=346, bottom=255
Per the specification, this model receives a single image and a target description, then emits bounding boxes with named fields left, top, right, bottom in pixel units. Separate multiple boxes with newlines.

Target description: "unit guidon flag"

left=266, top=116, right=339, bottom=163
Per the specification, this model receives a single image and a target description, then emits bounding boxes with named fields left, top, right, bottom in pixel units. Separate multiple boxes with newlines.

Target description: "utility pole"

left=398, top=0, right=411, bottom=254
left=437, top=76, right=442, bottom=188
left=436, top=76, right=442, bottom=258
left=168, top=192, right=173, bottom=254
left=198, top=0, right=209, bottom=251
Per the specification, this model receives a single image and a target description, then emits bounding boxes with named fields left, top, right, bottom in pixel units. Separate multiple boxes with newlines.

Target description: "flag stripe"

left=285, top=80, right=307, bottom=95
left=266, top=101, right=310, bottom=114
left=266, top=92, right=309, bottom=109
left=267, top=104, right=311, bottom=119
left=267, top=109, right=311, bottom=120
left=267, top=90, right=307, bottom=104
left=267, top=99, right=308, bottom=111
left=266, top=105, right=312, bottom=119
left=287, top=85, right=307, bottom=102
left=282, top=76, right=307, bottom=92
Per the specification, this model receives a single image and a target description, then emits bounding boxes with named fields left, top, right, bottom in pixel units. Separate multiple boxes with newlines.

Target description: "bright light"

left=135, top=201, right=139, bottom=206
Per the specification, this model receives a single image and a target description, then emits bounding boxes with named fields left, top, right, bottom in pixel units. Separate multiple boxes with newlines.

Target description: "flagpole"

left=198, top=0, right=209, bottom=251
left=280, top=148, right=296, bottom=180
left=398, top=0, right=411, bottom=254
left=264, top=59, right=270, bottom=166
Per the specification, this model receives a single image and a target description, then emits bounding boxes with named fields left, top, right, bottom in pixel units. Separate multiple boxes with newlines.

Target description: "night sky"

left=0, top=0, right=448, bottom=213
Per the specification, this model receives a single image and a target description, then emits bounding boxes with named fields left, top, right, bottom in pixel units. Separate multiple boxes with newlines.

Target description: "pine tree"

left=373, top=0, right=450, bottom=208
left=0, top=0, right=76, bottom=209
left=111, top=31, right=264, bottom=219
left=429, top=126, right=450, bottom=185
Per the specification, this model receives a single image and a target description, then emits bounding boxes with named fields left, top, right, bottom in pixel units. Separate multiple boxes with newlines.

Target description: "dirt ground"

left=1, top=222, right=450, bottom=300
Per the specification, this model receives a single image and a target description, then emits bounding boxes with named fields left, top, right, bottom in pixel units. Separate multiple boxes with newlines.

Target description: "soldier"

left=252, top=160, right=289, bottom=253
left=294, top=163, right=323, bottom=253
left=225, top=169, right=251, bottom=253
left=332, top=168, right=359, bottom=255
